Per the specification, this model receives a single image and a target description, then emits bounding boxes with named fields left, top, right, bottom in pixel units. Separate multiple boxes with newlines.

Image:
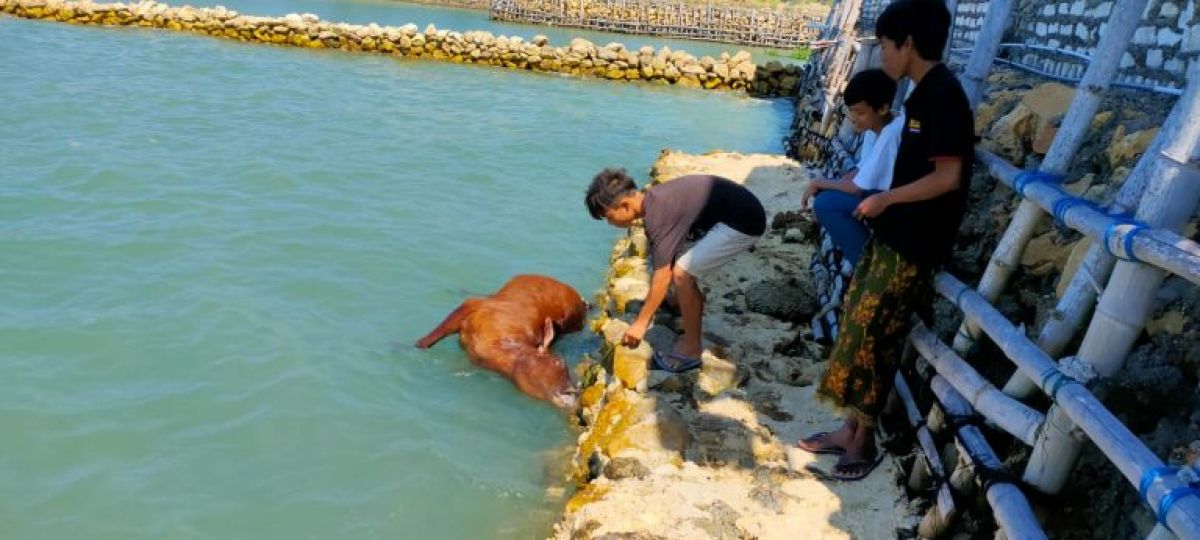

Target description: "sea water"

left=0, top=7, right=789, bottom=537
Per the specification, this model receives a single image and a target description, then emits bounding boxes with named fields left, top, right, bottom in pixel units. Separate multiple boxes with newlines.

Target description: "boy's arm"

left=803, top=177, right=862, bottom=207
left=622, top=264, right=673, bottom=347
left=854, top=158, right=962, bottom=218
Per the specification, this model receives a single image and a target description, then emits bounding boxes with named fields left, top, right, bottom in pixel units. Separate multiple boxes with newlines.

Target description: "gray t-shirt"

left=642, top=175, right=766, bottom=269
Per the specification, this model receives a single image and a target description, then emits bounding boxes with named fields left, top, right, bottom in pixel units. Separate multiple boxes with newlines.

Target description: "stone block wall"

left=951, top=0, right=1196, bottom=90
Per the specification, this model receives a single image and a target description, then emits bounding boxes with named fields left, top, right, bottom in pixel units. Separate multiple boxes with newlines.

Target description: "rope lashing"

left=1140, top=466, right=1178, bottom=501
left=1050, top=197, right=1100, bottom=226
left=1012, top=170, right=1066, bottom=196
left=974, top=464, right=1018, bottom=493
left=944, top=411, right=985, bottom=430
left=1138, top=465, right=1200, bottom=527
left=1039, top=369, right=1078, bottom=401
left=1102, top=218, right=1148, bottom=263
left=1157, top=486, right=1200, bottom=527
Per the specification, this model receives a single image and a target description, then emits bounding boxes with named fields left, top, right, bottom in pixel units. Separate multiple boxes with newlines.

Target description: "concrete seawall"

left=2, top=0, right=808, bottom=97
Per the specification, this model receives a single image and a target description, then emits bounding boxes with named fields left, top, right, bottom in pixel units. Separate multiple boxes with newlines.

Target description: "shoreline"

left=554, top=149, right=909, bottom=538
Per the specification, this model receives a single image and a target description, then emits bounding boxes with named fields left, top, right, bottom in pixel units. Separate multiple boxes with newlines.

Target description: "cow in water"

left=415, top=275, right=588, bottom=408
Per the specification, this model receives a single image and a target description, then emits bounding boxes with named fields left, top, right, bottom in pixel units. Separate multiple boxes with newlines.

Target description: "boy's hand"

left=622, top=320, right=648, bottom=348
left=854, top=192, right=891, bottom=219
left=801, top=182, right=821, bottom=209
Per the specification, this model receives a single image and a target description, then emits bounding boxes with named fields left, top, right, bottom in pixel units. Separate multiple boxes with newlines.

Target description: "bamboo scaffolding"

left=936, top=273, right=1200, bottom=536
left=974, top=150, right=1200, bottom=286
left=1000, top=86, right=1190, bottom=398
left=908, top=323, right=1044, bottom=445
left=950, top=0, right=1150, bottom=356
left=893, top=372, right=959, bottom=538
left=926, top=376, right=1047, bottom=540
left=489, top=0, right=825, bottom=48
left=958, top=0, right=1013, bottom=109
left=1023, top=57, right=1200, bottom=499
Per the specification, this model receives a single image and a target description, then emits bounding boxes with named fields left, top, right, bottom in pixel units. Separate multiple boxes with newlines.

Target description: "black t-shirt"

left=643, top=175, right=767, bottom=269
left=868, top=63, right=974, bottom=267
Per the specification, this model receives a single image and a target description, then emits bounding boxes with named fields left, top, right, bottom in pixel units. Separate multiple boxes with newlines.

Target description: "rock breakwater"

left=556, top=150, right=905, bottom=539
left=1, top=0, right=807, bottom=97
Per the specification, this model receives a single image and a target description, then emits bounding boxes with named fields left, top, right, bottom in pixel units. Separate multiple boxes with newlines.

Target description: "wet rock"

left=743, top=278, right=816, bottom=322
left=695, top=353, right=742, bottom=398
left=603, top=456, right=651, bottom=480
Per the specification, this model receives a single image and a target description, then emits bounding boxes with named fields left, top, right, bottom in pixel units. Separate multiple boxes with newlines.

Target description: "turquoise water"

left=0, top=9, right=788, bottom=539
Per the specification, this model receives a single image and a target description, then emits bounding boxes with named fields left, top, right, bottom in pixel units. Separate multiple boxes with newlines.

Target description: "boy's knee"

left=812, top=191, right=839, bottom=212
left=671, top=265, right=694, bottom=285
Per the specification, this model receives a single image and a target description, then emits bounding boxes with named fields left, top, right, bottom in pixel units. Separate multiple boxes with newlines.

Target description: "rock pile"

left=1, top=0, right=808, bottom=97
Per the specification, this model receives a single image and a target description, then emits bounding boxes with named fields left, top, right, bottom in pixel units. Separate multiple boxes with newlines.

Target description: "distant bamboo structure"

left=489, top=0, right=828, bottom=49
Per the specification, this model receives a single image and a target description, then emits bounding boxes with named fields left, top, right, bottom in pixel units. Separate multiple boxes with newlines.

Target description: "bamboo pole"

left=909, top=323, right=1044, bottom=445
left=950, top=0, right=1150, bottom=356
left=894, top=373, right=958, bottom=538
left=936, top=273, right=1200, bottom=536
left=940, top=0, right=958, bottom=62
left=1001, top=83, right=1190, bottom=398
left=959, top=0, right=1013, bottom=109
left=974, top=150, right=1200, bottom=284
left=927, top=376, right=1047, bottom=540
left=1024, top=57, right=1200, bottom=499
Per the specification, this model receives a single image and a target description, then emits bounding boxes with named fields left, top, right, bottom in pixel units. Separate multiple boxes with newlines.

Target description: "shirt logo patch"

left=907, top=118, right=922, bottom=134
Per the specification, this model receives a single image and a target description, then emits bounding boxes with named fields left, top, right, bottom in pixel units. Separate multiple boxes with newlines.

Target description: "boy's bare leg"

left=672, top=267, right=704, bottom=358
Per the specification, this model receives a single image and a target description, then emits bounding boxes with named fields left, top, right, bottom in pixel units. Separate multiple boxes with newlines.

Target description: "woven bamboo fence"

left=489, top=0, right=827, bottom=49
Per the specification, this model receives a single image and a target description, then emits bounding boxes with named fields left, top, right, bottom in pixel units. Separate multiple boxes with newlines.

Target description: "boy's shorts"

left=676, top=223, right=760, bottom=277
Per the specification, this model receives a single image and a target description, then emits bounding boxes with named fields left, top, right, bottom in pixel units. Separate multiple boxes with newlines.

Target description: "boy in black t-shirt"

left=585, top=169, right=766, bottom=372
left=798, top=0, right=974, bottom=482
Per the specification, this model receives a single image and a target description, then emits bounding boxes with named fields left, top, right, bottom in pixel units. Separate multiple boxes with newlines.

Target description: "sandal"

left=651, top=351, right=703, bottom=373
left=796, top=431, right=845, bottom=455
left=804, top=453, right=885, bottom=482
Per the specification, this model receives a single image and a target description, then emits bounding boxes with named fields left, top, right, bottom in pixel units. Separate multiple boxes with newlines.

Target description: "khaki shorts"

left=676, top=223, right=760, bottom=277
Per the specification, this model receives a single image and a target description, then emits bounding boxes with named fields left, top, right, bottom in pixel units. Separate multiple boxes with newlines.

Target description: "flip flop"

left=651, top=351, right=703, bottom=373
left=796, top=432, right=845, bottom=455
left=804, top=453, right=885, bottom=482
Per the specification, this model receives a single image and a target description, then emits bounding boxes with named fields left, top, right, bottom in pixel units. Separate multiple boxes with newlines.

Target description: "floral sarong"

left=816, top=237, right=933, bottom=425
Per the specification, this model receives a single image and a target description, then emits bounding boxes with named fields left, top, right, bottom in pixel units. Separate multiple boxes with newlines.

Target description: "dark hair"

left=585, top=168, right=638, bottom=219
left=876, top=0, right=950, bottom=61
left=843, top=69, right=897, bottom=111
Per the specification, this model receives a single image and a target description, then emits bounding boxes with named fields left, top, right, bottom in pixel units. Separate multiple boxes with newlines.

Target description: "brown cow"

left=415, top=275, right=588, bottom=408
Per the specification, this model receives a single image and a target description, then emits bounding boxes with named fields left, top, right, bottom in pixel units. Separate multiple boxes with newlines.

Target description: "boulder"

left=1107, top=126, right=1159, bottom=168
left=1021, top=231, right=1076, bottom=274
left=987, top=103, right=1036, bottom=163
left=1022, top=83, right=1076, bottom=154
left=744, top=278, right=816, bottom=321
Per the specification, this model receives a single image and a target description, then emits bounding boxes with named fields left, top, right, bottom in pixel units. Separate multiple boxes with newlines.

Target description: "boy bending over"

left=586, top=169, right=766, bottom=372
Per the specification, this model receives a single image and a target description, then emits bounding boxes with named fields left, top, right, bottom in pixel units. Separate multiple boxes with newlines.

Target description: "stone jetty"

left=1, top=0, right=807, bottom=97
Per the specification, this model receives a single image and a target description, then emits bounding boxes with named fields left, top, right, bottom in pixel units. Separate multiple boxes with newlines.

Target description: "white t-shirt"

left=852, top=112, right=903, bottom=192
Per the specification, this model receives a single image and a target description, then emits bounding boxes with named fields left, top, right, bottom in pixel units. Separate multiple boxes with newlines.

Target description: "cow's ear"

left=539, top=317, right=555, bottom=353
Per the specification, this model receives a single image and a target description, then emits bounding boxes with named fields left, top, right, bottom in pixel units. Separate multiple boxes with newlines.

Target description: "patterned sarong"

left=816, top=238, right=933, bottom=425
left=808, top=227, right=856, bottom=345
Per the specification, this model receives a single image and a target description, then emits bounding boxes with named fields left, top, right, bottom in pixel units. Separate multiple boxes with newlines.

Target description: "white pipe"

left=894, top=373, right=958, bottom=538
left=975, top=150, right=1200, bottom=285
left=1002, top=77, right=1190, bottom=398
left=928, top=376, right=1047, bottom=540
left=1025, top=56, right=1200, bottom=499
left=909, top=323, right=1045, bottom=445
left=936, top=273, right=1200, bottom=537
left=958, top=0, right=1014, bottom=109
left=951, top=0, right=1152, bottom=355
